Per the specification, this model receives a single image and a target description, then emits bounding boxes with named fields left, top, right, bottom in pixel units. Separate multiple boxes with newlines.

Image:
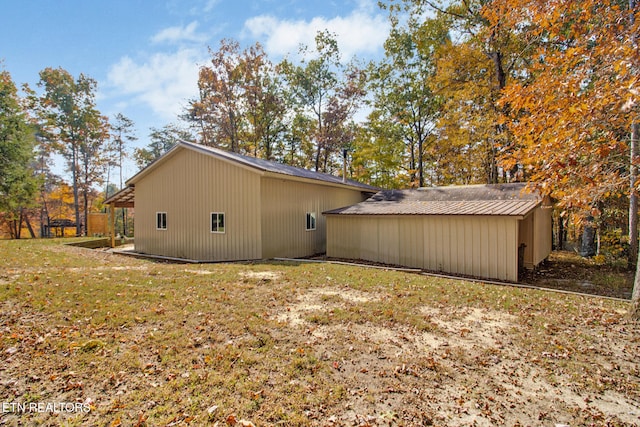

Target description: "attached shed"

left=324, top=184, right=552, bottom=282
left=105, top=141, right=376, bottom=261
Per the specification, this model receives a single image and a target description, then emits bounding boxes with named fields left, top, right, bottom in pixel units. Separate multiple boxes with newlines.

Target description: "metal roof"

left=179, top=141, right=379, bottom=192
left=324, top=183, right=541, bottom=217
left=106, top=141, right=378, bottom=207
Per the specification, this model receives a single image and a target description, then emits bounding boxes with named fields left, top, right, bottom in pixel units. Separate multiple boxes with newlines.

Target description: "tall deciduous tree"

left=240, top=43, right=288, bottom=160
left=283, top=114, right=316, bottom=169
left=489, top=0, right=640, bottom=316
left=431, top=36, right=508, bottom=184
left=383, top=0, right=533, bottom=184
left=188, top=40, right=286, bottom=157
left=0, top=70, right=39, bottom=238
left=368, top=8, right=444, bottom=187
left=79, top=113, right=110, bottom=232
left=108, top=113, right=136, bottom=236
left=281, top=31, right=365, bottom=173
left=351, top=109, right=408, bottom=188
left=190, top=39, right=243, bottom=151
left=109, top=113, right=137, bottom=189
left=35, top=67, right=108, bottom=236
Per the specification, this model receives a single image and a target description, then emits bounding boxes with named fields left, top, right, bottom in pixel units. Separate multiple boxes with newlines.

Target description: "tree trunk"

left=558, top=213, right=565, bottom=251
left=9, top=219, right=17, bottom=239
left=629, top=0, right=640, bottom=320
left=314, top=140, right=322, bottom=172
left=630, top=124, right=639, bottom=269
left=40, top=193, right=50, bottom=238
left=24, top=210, right=36, bottom=239
left=16, top=211, right=24, bottom=239
left=489, top=51, right=507, bottom=90
left=418, top=138, right=424, bottom=188
left=83, top=185, right=89, bottom=238
left=630, top=245, right=640, bottom=320
left=580, top=216, right=597, bottom=257
left=229, top=110, right=238, bottom=153
left=72, top=146, right=81, bottom=236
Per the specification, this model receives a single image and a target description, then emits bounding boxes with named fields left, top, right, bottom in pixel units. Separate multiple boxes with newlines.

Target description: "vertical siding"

left=260, top=177, right=367, bottom=259
left=399, top=217, right=423, bottom=268
left=134, top=148, right=262, bottom=260
left=360, top=217, right=379, bottom=261
left=533, top=206, right=553, bottom=265
left=514, top=206, right=553, bottom=270
left=327, top=214, right=520, bottom=282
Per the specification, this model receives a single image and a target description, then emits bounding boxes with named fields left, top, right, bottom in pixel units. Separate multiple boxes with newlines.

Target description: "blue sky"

left=1, top=0, right=389, bottom=181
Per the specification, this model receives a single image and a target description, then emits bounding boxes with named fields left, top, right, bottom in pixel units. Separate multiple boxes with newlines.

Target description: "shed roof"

left=324, top=183, right=541, bottom=217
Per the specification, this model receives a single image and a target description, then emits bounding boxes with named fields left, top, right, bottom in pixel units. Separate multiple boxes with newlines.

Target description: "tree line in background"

left=0, top=66, right=194, bottom=239
left=1, top=1, right=639, bottom=283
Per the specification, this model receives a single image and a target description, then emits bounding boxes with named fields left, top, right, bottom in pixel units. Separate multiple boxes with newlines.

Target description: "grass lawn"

left=0, top=239, right=639, bottom=426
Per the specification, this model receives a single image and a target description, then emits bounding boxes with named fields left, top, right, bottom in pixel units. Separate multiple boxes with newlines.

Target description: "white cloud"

left=242, top=5, right=388, bottom=60
left=106, top=48, right=205, bottom=121
left=151, top=21, right=208, bottom=45
left=203, top=0, right=220, bottom=13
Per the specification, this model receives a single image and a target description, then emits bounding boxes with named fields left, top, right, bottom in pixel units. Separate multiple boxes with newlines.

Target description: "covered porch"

left=104, top=185, right=135, bottom=248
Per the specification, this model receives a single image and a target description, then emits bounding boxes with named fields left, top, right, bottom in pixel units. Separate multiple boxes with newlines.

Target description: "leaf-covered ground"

left=520, top=251, right=633, bottom=300
left=0, top=239, right=639, bottom=426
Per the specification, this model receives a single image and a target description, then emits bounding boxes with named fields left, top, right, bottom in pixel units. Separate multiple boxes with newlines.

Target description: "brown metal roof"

left=324, top=183, right=541, bottom=217
left=180, top=141, right=379, bottom=192
left=127, top=140, right=378, bottom=192
left=104, top=185, right=135, bottom=208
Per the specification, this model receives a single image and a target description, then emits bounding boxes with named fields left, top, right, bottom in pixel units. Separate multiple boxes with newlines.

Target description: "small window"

left=156, top=212, right=167, bottom=230
left=211, top=212, right=225, bottom=233
left=306, top=212, right=316, bottom=231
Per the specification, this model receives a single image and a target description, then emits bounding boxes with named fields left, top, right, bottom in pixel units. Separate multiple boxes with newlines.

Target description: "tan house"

left=105, top=141, right=376, bottom=261
left=324, top=184, right=552, bottom=282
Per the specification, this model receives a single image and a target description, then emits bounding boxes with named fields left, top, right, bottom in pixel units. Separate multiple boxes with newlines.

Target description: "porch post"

left=110, top=204, right=116, bottom=248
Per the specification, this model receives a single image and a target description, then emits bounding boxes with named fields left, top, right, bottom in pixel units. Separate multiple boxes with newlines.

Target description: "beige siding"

left=327, top=215, right=520, bottom=282
left=518, top=205, right=552, bottom=269
left=134, top=148, right=262, bottom=260
left=260, top=177, right=367, bottom=258
left=533, top=206, right=552, bottom=265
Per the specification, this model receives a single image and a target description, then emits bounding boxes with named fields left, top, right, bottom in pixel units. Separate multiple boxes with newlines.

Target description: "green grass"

left=0, top=239, right=638, bottom=426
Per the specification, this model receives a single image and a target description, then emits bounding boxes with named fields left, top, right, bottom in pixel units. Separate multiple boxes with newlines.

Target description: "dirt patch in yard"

left=240, top=271, right=282, bottom=282
left=274, top=285, right=640, bottom=426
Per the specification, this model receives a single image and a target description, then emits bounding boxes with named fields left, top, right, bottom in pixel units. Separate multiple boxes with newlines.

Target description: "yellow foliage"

left=487, top=0, right=638, bottom=208
left=46, top=183, right=75, bottom=227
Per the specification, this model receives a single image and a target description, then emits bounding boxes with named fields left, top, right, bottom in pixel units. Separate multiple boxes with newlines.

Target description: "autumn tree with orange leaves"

left=486, top=0, right=640, bottom=317
left=187, top=40, right=288, bottom=159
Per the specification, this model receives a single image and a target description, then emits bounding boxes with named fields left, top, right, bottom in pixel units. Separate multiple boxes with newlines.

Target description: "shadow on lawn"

left=520, top=250, right=634, bottom=300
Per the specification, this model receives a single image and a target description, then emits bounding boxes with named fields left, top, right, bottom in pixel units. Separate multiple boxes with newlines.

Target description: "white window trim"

left=210, top=212, right=226, bottom=234
left=156, top=212, right=167, bottom=230
left=305, top=212, right=316, bottom=231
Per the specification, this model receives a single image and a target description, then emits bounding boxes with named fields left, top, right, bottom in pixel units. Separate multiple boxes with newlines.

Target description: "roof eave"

left=263, top=171, right=378, bottom=192
left=324, top=212, right=532, bottom=218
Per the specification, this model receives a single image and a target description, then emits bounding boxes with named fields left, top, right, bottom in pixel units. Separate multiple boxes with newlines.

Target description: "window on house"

left=156, top=212, right=167, bottom=230
left=211, top=212, right=225, bottom=233
left=306, top=212, right=316, bottom=231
